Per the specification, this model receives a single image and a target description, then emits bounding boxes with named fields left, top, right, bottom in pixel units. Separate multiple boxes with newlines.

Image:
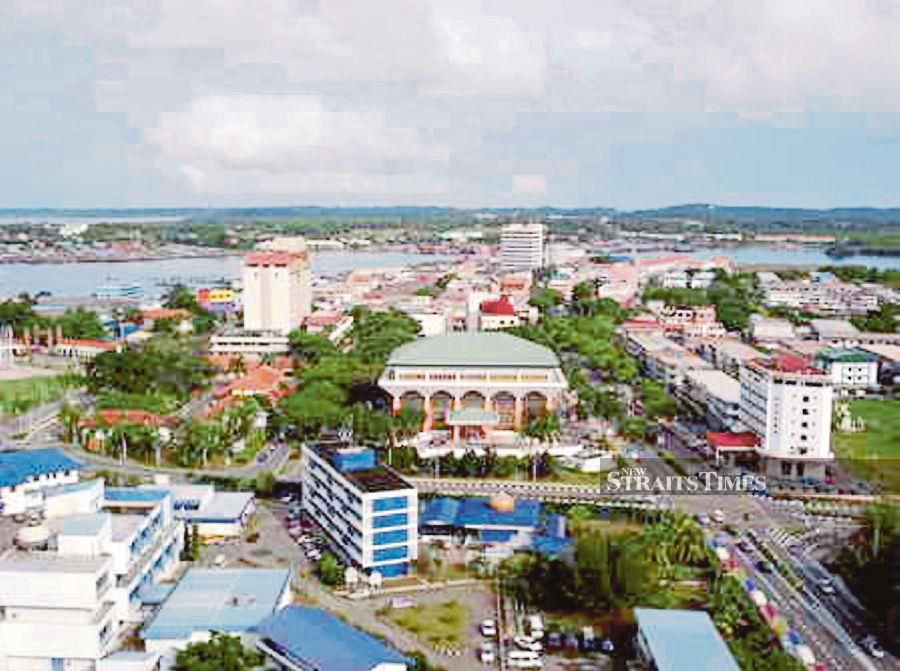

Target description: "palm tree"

left=58, top=403, right=83, bottom=444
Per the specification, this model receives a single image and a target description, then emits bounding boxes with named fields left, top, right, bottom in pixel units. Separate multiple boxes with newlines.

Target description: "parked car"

left=546, top=632, right=562, bottom=649
left=599, top=638, right=615, bottom=654
left=756, top=560, right=774, bottom=573
left=514, top=636, right=542, bottom=653
left=711, top=509, right=725, bottom=524
left=696, top=513, right=711, bottom=526
left=391, top=596, right=416, bottom=610
left=479, top=642, right=496, bottom=664
left=480, top=619, right=497, bottom=638
left=817, top=578, right=835, bottom=595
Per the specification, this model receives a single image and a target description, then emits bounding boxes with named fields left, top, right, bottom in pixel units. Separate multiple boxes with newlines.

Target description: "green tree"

left=315, top=551, right=345, bottom=587
left=173, top=632, right=264, bottom=671
left=54, top=307, right=107, bottom=339
left=288, top=330, right=338, bottom=365
left=528, top=287, right=562, bottom=314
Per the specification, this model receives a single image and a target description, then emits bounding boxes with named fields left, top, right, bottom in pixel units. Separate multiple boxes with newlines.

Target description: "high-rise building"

left=242, top=237, right=312, bottom=335
left=739, top=355, right=834, bottom=477
left=301, top=435, right=418, bottom=578
left=500, top=223, right=545, bottom=270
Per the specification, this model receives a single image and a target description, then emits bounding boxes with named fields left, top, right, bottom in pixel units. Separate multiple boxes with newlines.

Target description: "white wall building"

left=500, top=223, right=544, bottom=270
left=739, top=356, right=834, bottom=477
left=301, top=437, right=418, bottom=579
left=814, top=348, right=880, bottom=392
left=0, top=484, right=183, bottom=671
left=681, top=369, right=744, bottom=432
left=0, top=449, right=83, bottom=517
left=242, top=244, right=312, bottom=335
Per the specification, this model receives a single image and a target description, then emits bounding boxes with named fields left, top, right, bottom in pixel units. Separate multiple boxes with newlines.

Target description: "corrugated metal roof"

left=0, top=449, right=82, bottom=488
left=142, top=568, right=291, bottom=641
left=257, top=606, right=408, bottom=671
left=634, top=608, right=740, bottom=671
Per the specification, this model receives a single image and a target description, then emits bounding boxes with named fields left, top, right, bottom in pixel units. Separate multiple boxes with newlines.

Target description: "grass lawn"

left=834, top=400, right=900, bottom=491
left=550, top=468, right=613, bottom=485
left=386, top=599, right=469, bottom=648
left=0, top=373, right=66, bottom=416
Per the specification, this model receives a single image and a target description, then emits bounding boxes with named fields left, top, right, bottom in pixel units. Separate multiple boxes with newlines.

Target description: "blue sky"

left=2, top=0, right=900, bottom=209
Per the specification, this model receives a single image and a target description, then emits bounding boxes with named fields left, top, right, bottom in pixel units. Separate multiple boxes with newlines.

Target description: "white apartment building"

left=500, top=223, right=545, bottom=270
left=814, top=348, right=880, bottom=393
left=739, top=356, right=834, bottom=477
left=301, top=437, right=418, bottom=579
left=624, top=332, right=714, bottom=389
left=0, top=553, right=118, bottom=671
left=209, top=330, right=290, bottom=357
left=661, top=269, right=715, bottom=290
left=0, top=449, right=83, bottom=517
left=0, top=484, right=182, bottom=671
left=764, top=279, right=879, bottom=315
left=242, top=244, right=312, bottom=335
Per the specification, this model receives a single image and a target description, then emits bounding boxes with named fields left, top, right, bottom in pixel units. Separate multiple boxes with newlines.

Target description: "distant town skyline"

left=4, top=1, right=900, bottom=209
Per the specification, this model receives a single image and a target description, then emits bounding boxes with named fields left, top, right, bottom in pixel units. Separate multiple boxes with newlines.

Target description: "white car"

left=479, top=642, right=496, bottom=664
left=480, top=619, right=498, bottom=638
left=818, top=578, right=835, bottom=595
left=514, top=636, right=543, bottom=653
left=306, top=549, right=322, bottom=561
left=711, top=509, right=725, bottom=524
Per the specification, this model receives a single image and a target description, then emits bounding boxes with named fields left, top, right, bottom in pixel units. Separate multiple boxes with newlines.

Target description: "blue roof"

left=421, top=496, right=541, bottom=530
left=531, top=534, right=571, bottom=557
left=143, top=568, right=291, bottom=640
left=634, top=608, right=740, bottom=671
left=60, top=513, right=109, bottom=537
left=455, top=497, right=541, bottom=529
left=139, top=583, right=174, bottom=606
left=105, top=488, right=168, bottom=502
left=257, top=606, right=408, bottom=671
left=420, top=497, right=461, bottom=526
left=0, top=449, right=81, bottom=488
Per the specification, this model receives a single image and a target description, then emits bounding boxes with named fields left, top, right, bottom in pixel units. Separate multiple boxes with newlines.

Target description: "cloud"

left=6, top=0, right=900, bottom=205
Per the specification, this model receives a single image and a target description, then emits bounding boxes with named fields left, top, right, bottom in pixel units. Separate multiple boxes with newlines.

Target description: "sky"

left=3, top=0, right=900, bottom=210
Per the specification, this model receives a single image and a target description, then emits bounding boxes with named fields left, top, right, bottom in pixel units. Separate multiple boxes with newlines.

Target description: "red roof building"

left=80, top=409, right=177, bottom=429
left=706, top=432, right=760, bottom=450
left=480, top=295, right=517, bottom=316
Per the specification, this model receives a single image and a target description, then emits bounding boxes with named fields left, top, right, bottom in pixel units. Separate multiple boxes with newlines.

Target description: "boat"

left=93, top=280, right=143, bottom=300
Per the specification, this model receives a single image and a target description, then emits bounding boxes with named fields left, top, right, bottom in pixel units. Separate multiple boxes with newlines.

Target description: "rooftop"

left=0, top=448, right=82, bottom=488
left=756, top=354, right=825, bottom=376
left=59, top=513, right=110, bottom=537
left=634, top=608, right=740, bottom=671
left=0, top=550, right=109, bottom=574
left=706, top=432, right=760, bottom=450
left=257, top=606, right=409, bottom=671
left=816, top=348, right=879, bottom=364
left=421, top=496, right=542, bottom=530
left=111, top=514, right=146, bottom=541
left=105, top=488, right=168, bottom=504
left=180, top=492, right=255, bottom=523
left=387, top=332, right=559, bottom=368
left=142, top=568, right=291, bottom=641
left=685, top=369, right=741, bottom=403
left=245, top=251, right=299, bottom=266
left=810, top=318, right=861, bottom=339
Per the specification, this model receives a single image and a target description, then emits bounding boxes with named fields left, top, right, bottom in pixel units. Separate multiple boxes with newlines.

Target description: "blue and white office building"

left=301, top=435, right=417, bottom=578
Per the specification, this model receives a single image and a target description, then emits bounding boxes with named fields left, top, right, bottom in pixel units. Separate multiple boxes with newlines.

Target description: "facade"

left=256, top=606, right=408, bottom=671
left=764, top=279, right=879, bottom=315
left=301, top=437, right=418, bottom=578
left=242, top=246, right=312, bottom=335
left=661, top=269, right=715, bottom=289
left=749, top=316, right=796, bottom=343
left=814, top=348, right=880, bottom=392
left=500, top=223, right=545, bottom=270
left=209, top=330, right=290, bottom=357
left=0, top=448, right=82, bottom=517
left=634, top=608, right=740, bottom=671
left=739, top=356, right=834, bottom=475
left=378, top=332, right=568, bottom=442
left=658, top=305, right=727, bottom=338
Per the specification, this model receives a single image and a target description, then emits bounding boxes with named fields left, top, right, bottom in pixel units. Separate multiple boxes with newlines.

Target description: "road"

left=725, top=528, right=892, bottom=671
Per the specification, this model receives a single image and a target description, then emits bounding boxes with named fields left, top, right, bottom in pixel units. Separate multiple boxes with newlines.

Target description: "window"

left=802, top=396, right=810, bottom=402
left=373, top=546, right=408, bottom=562
left=52, top=660, right=64, bottom=671
left=802, top=409, right=809, bottom=416
left=373, top=496, right=407, bottom=512
left=374, top=529, right=408, bottom=546
left=373, top=513, right=408, bottom=529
